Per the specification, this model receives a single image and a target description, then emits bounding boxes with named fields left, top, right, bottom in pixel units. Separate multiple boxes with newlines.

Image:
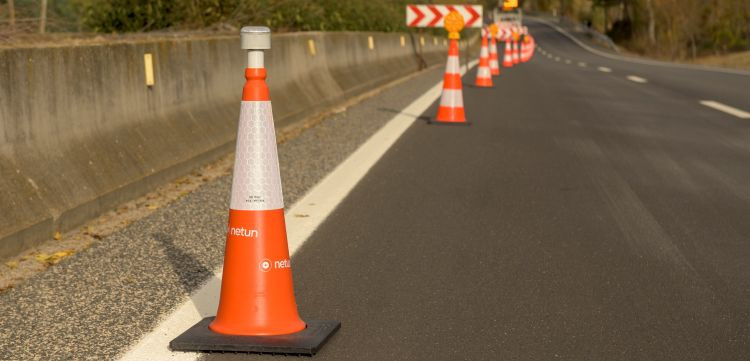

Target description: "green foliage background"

left=525, top=0, right=750, bottom=58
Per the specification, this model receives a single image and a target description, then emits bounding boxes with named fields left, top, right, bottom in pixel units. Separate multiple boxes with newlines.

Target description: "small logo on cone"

left=260, top=259, right=272, bottom=272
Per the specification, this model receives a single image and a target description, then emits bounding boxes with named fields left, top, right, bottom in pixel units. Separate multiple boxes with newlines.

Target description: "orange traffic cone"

left=527, top=35, right=536, bottom=61
left=488, top=25, right=500, bottom=76
left=435, top=37, right=467, bottom=124
left=434, top=10, right=468, bottom=125
left=170, top=26, right=339, bottom=355
left=512, top=32, right=521, bottom=65
left=475, top=32, right=493, bottom=87
left=522, top=35, right=534, bottom=62
left=502, top=40, right=514, bottom=68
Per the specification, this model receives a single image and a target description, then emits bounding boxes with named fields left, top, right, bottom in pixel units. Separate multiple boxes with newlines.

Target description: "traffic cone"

left=522, top=35, right=534, bottom=62
left=434, top=10, right=468, bottom=125
left=435, top=37, right=467, bottom=124
left=528, top=35, right=536, bottom=61
left=512, top=33, right=520, bottom=65
left=488, top=26, right=500, bottom=76
left=502, top=40, right=514, bottom=68
left=170, top=26, right=339, bottom=355
left=475, top=32, right=493, bottom=87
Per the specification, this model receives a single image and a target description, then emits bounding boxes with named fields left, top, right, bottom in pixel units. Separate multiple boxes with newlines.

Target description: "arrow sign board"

left=406, top=5, right=483, bottom=28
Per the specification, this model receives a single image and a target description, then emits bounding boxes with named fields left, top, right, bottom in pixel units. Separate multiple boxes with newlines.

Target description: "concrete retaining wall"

left=0, top=31, right=477, bottom=259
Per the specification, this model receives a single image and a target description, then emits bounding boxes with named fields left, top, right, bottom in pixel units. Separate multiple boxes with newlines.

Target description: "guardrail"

left=0, top=30, right=478, bottom=259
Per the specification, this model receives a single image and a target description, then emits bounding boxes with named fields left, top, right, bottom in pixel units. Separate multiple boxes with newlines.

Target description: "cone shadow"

left=377, top=107, right=432, bottom=124
left=153, top=232, right=217, bottom=316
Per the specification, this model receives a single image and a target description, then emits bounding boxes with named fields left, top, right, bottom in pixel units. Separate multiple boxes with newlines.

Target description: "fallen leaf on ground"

left=49, top=250, right=74, bottom=264
left=5, top=261, right=18, bottom=269
left=34, top=253, right=51, bottom=263
left=53, top=231, right=62, bottom=241
left=34, top=250, right=75, bottom=265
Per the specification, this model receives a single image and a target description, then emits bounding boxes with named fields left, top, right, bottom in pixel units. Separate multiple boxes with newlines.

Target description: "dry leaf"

left=53, top=231, right=62, bottom=241
left=34, top=250, right=75, bottom=265
left=34, top=253, right=51, bottom=263
left=5, top=261, right=18, bottom=269
left=146, top=204, right=158, bottom=210
left=49, top=250, right=74, bottom=264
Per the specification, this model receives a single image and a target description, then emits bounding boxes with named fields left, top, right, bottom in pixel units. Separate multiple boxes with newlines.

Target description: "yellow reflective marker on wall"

left=368, top=36, right=375, bottom=50
left=143, top=53, right=154, bottom=87
left=420, top=36, right=425, bottom=46
left=400, top=35, right=406, bottom=47
left=307, top=39, right=316, bottom=56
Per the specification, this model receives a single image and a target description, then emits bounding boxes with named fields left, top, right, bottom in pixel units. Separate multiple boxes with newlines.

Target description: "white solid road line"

left=117, top=60, right=479, bottom=361
left=627, top=75, right=648, bottom=83
left=597, top=66, right=612, bottom=73
left=700, top=100, right=750, bottom=119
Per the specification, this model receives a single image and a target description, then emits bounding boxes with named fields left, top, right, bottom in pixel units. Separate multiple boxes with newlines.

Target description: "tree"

left=7, top=0, right=15, bottom=32
left=39, top=0, right=48, bottom=33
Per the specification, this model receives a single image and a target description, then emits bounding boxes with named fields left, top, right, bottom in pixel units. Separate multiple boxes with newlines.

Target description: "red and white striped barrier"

left=406, top=5, right=483, bottom=28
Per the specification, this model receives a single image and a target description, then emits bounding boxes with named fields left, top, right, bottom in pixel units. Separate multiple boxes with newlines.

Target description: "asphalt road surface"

left=3, top=18, right=750, bottom=360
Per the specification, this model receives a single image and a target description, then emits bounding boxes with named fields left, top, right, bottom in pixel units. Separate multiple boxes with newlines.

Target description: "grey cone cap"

left=241, top=26, right=271, bottom=50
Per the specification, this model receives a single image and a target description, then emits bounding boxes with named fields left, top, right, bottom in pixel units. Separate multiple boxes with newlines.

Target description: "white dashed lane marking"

left=597, top=66, right=612, bottom=73
left=700, top=100, right=750, bottom=119
left=627, top=75, right=648, bottom=83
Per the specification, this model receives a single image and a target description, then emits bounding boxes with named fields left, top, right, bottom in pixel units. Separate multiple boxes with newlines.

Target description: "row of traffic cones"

left=171, top=15, right=534, bottom=357
left=435, top=17, right=534, bottom=126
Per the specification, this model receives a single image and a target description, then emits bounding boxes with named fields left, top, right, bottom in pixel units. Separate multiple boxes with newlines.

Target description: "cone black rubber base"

left=429, top=120, right=472, bottom=126
left=170, top=317, right=340, bottom=355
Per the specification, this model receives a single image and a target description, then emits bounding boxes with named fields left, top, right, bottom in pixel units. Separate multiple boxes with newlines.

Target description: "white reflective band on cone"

left=439, top=89, right=464, bottom=108
left=477, top=67, right=492, bottom=78
left=446, top=56, right=460, bottom=74
left=229, top=101, right=285, bottom=210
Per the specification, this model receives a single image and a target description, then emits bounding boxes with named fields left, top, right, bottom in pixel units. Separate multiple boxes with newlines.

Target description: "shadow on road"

left=377, top=107, right=432, bottom=124
left=153, top=232, right=213, bottom=295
